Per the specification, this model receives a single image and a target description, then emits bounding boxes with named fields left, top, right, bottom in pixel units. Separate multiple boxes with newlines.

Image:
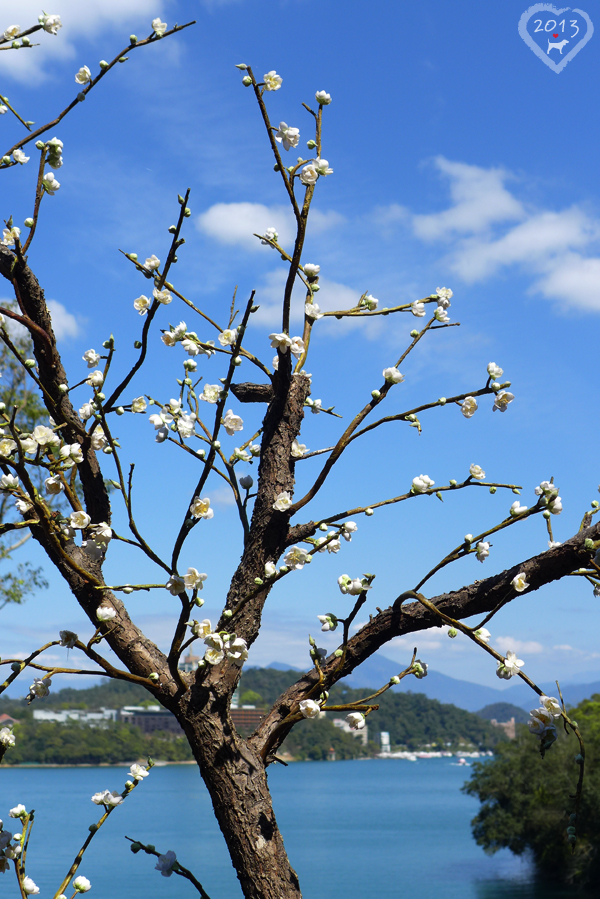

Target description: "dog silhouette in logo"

left=547, top=38, right=570, bottom=54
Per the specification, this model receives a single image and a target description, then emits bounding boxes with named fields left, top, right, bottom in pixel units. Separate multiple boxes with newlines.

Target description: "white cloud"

left=47, top=300, right=80, bottom=340
left=196, top=202, right=343, bottom=253
left=377, top=156, right=600, bottom=313
left=495, top=635, right=544, bottom=655
left=0, top=1, right=168, bottom=83
left=412, top=157, right=525, bottom=240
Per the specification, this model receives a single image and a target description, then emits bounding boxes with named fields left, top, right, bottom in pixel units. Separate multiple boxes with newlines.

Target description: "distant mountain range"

left=265, top=656, right=600, bottom=713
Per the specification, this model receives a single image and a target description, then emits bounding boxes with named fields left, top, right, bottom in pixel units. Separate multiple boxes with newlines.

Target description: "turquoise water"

left=0, top=759, right=582, bottom=898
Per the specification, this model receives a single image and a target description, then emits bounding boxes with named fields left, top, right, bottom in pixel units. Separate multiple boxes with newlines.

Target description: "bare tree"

left=1, top=14, right=599, bottom=899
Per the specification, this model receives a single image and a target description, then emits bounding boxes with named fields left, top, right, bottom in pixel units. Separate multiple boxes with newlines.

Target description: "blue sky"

left=1, top=0, right=600, bottom=697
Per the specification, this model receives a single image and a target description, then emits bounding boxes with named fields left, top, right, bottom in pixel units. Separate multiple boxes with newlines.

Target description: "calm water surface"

left=0, top=759, right=583, bottom=898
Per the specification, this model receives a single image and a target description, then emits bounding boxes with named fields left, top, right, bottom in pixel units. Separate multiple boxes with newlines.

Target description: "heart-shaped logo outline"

left=518, top=4, right=594, bottom=73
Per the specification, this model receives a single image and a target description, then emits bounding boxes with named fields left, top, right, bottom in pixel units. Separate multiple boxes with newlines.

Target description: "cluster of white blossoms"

left=149, top=398, right=197, bottom=443
left=269, top=332, right=305, bottom=358
left=0, top=726, right=15, bottom=748
left=0, top=807, right=27, bottom=873
left=411, top=474, right=434, bottom=494
left=496, top=649, right=524, bottom=680
left=528, top=695, right=562, bottom=750
left=299, top=157, right=333, bottom=186
left=91, top=789, right=123, bottom=808
left=535, top=480, right=562, bottom=515
left=188, top=620, right=248, bottom=667
left=337, top=574, right=371, bottom=596
left=165, top=568, right=207, bottom=596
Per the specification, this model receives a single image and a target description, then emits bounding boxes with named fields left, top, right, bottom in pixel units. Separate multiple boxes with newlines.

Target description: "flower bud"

left=410, top=329, right=419, bottom=338
left=542, top=510, right=551, bottom=519
left=233, top=356, right=242, bottom=366
left=239, top=475, right=253, bottom=489
left=319, top=523, right=328, bottom=531
left=11, top=662, right=21, bottom=672
left=22, top=37, right=30, bottom=46
left=307, top=139, right=317, bottom=149
left=390, top=675, right=400, bottom=684
left=464, top=534, right=473, bottom=544
left=129, top=35, right=138, bottom=43
left=102, top=446, right=113, bottom=454
left=334, top=649, right=343, bottom=657
left=254, top=578, right=264, bottom=585
left=184, top=208, right=191, bottom=217
left=448, top=628, right=458, bottom=638
left=89, top=824, right=99, bottom=833
left=96, top=392, right=105, bottom=401
left=1, top=156, right=11, bottom=165
left=99, top=60, right=109, bottom=68
left=212, top=440, right=220, bottom=449
left=512, top=488, right=521, bottom=495
left=242, top=75, right=252, bottom=86
left=134, top=340, right=142, bottom=349
left=575, top=753, right=584, bottom=764
left=35, top=140, right=45, bottom=149
left=235, top=63, right=248, bottom=70
left=449, top=479, right=457, bottom=487
left=24, top=218, right=34, bottom=228
left=148, top=672, right=159, bottom=682
left=584, top=538, right=594, bottom=550
left=58, top=384, right=68, bottom=394
left=122, top=586, right=134, bottom=594
left=489, top=486, right=497, bottom=494
left=77, top=92, right=86, bottom=102
left=116, top=407, right=124, bottom=416
left=438, top=397, right=447, bottom=405
left=129, top=253, right=138, bottom=261
left=365, top=507, right=374, bottom=516
left=25, top=359, right=36, bottom=369
left=118, top=57, right=128, bottom=63
left=194, top=596, right=205, bottom=607
left=371, top=390, right=381, bottom=399
left=130, top=841, right=143, bottom=853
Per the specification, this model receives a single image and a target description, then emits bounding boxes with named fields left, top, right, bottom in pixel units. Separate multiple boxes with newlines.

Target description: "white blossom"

left=273, top=491, right=293, bottom=512
left=411, top=301, right=426, bottom=317
left=275, top=122, right=300, bottom=151
left=144, top=255, right=160, bottom=271
left=412, top=474, right=434, bottom=494
left=96, top=606, right=116, bottom=622
left=13, top=149, right=29, bottom=165
left=134, top=295, right=151, bottom=315
left=3, top=25, right=20, bottom=40
left=90, top=427, right=107, bottom=450
left=383, top=367, right=404, bottom=384
left=177, top=412, right=196, bottom=439
left=269, top=332, right=292, bottom=352
left=461, top=396, right=478, bottom=418
left=153, top=287, right=172, bottom=305
left=469, top=463, right=485, bottom=480
left=223, top=410, right=243, bottom=436
left=166, top=575, right=186, bottom=595
left=75, top=66, right=92, bottom=85
left=0, top=438, right=17, bottom=457
left=265, top=562, right=277, bottom=578
left=500, top=650, right=524, bottom=678
left=32, top=425, right=60, bottom=447
left=342, top=521, right=358, bottom=541
left=152, top=18, right=167, bottom=36
left=283, top=546, right=310, bottom=570
left=263, top=70, right=282, bottom=91
left=299, top=699, right=321, bottom=719
left=187, top=619, right=212, bottom=638
left=22, top=877, right=39, bottom=895
left=0, top=727, right=15, bottom=747
left=39, top=13, right=62, bottom=34
left=86, top=370, right=104, bottom=388
left=315, top=90, right=332, bottom=105
left=2, top=227, right=20, bottom=247
left=225, top=636, right=248, bottom=667
left=9, top=804, right=27, bottom=818
left=45, top=475, right=63, bottom=495
left=199, top=384, right=223, bottom=404
left=511, top=572, right=529, bottom=592
left=184, top=568, right=207, bottom=590
left=314, top=158, right=333, bottom=176
left=305, top=302, right=323, bottom=320
left=261, top=227, right=278, bottom=245
left=290, top=336, right=305, bottom=358
left=42, top=172, right=60, bottom=194
left=30, top=677, right=51, bottom=697
left=435, top=287, right=453, bottom=307
left=59, top=630, right=78, bottom=648
left=540, top=695, right=562, bottom=718
left=70, top=511, right=91, bottom=529
left=492, top=390, right=514, bottom=412
left=338, top=574, right=369, bottom=596
left=131, top=396, right=147, bottom=413
left=346, top=712, right=366, bottom=730
left=303, top=263, right=320, bottom=279
left=317, top=613, right=338, bottom=632
left=474, top=627, right=491, bottom=643
left=510, top=501, right=528, bottom=517
left=434, top=306, right=449, bottom=323
left=291, top=439, right=307, bottom=458
left=218, top=328, right=238, bottom=347
left=155, top=850, right=177, bottom=877
left=475, top=542, right=490, bottom=563
left=190, top=496, right=214, bottom=519
left=299, top=164, right=318, bottom=186
left=73, top=876, right=92, bottom=893
left=0, top=473, right=19, bottom=491
left=204, top=633, right=225, bottom=665
left=487, top=362, right=503, bottom=379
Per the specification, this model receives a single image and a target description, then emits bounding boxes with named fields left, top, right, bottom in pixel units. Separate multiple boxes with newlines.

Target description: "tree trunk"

left=183, top=708, right=302, bottom=899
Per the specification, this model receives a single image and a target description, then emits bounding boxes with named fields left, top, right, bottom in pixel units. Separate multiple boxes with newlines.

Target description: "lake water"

left=0, top=759, right=584, bottom=898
